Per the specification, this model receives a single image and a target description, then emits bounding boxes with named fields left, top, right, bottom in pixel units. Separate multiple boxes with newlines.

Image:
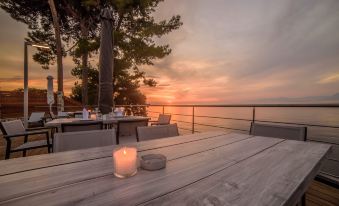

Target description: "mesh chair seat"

left=15, top=139, right=52, bottom=150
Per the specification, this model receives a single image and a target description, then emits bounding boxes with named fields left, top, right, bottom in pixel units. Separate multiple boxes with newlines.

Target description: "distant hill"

left=255, top=93, right=339, bottom=103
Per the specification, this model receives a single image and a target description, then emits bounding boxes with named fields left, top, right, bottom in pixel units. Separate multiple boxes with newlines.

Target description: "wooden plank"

left=0, top=133, right=251, bottom=202
left=0, top=136, right=282, bottom=205
left=141, top=140, right=331, bottom=206
left=306, top=181, right=339, bottom=205
left=0, top=131, right=228, bottom=176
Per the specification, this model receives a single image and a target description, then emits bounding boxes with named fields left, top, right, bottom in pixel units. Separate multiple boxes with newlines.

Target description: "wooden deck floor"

left=0, top=134, right=338, bottom=205
left=306, top=180, right=339, bottom=206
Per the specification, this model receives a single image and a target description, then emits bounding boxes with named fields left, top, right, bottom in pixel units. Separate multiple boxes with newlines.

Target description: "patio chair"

left=116, top=119, right=149, bottom=144
left=250, top=122, right=308, bottom=206
left=250, top=122, right=307, bottom=141
left=53, top=129, right=116, bottom=152
left=61, top=121, right=103, bottom=133
left=136, top=123, right=179, bottom=142
left=0, top=119, right=52, bottom=159
left=28, top=112, right=45, bottom=127
left=149, top=114, right=171, bottom=125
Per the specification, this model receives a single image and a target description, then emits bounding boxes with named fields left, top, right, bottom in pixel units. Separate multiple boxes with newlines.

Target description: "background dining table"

left=0, top=131, right=331, bottom=206
left=45, top=116, right=150, bottom=129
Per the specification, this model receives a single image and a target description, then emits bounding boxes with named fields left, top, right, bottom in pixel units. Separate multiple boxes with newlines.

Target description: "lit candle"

left=113, top=147, right=138, bottom=178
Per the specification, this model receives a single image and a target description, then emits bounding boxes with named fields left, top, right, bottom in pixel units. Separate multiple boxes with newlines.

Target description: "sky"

left=0, top=0, right=339, bottom=104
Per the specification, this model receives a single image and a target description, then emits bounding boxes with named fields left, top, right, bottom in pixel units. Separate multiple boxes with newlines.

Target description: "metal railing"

left=117, top=103, right=339, bottom=181
left=117, top=103, right=339, bottom=134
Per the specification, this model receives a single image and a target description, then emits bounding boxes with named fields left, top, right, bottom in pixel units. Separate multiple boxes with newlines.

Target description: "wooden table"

left=45, top=116, right=150, bottom=129
left=0, top=131, right=331, bottom=206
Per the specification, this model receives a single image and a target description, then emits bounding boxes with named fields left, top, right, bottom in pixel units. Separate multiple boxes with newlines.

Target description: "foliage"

left=1, top=0, right=182, bottom=106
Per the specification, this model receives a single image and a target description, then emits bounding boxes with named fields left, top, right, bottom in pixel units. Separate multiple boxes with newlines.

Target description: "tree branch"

left=115, top=12, right=124, bottom=31
left=61, top=0, right=79, bottom=19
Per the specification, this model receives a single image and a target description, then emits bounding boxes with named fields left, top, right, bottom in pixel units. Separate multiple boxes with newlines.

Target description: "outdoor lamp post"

left=24, top=41, right=50, bottom=128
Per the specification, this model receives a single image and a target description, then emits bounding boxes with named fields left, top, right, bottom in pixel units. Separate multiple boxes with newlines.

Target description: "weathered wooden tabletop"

left=0, top=131, right=331, bottom=206
left=45, top=116, right=150, bottom=127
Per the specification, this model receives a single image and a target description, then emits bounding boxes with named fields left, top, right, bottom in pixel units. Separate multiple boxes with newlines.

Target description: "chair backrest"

left=53, top=129, right=116, bottom=152
left=157, top=114, right=171, bottom=125
left=116, top=119, right=149, bottom=144
left=250, top=122, right=307, bottom=141
left=61, top=121, right=103, bottom=133
left=28, top=112, right=45, bottom=123
left=137, top=123, right=179, bottom=142
left=0, top=120, right=26, bottom=135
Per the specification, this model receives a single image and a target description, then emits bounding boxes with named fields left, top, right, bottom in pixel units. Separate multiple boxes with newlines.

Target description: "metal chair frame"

left=0, top=120, right=52, bottom=159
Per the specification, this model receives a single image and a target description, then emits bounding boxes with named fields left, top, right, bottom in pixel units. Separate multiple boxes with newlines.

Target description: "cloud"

left=318, top=73, right=339, bottom=84
left=140, top=0, right=339, bottom=103
left=1, top=0, right=339, bottom=103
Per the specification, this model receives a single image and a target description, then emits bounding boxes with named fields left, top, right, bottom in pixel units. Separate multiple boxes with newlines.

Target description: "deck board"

left=306, top=180, right=339, bottom=206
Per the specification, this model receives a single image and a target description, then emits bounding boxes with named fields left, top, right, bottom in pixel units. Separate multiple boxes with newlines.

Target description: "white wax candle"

left=113, top=147, right=138, bottom=178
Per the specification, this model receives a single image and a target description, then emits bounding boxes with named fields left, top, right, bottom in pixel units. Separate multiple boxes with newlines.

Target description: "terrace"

left=0, top=103, right=338, bottom=205
left=0, top=1, right=338, bottom=205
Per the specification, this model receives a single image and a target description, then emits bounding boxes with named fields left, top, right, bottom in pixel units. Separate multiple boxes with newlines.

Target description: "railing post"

left=162, top=105, right=165, bottom=114
left=252, top=107, right=256, bottom=123
left=192, top=106, right=195, bottom=134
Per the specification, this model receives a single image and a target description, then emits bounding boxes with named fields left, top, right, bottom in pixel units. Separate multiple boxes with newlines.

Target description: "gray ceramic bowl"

left=140, top=154, right=167, bottom=171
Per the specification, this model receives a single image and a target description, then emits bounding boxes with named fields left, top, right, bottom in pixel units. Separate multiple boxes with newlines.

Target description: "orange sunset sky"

left=1, top=0, right=339, bottom=104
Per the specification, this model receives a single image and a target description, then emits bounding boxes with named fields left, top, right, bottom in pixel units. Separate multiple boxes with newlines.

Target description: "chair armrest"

left=26, top=127, right=51, bottom=131
left=4, top=130, right=48, bottom=139
left=3, top=133, right=28, bottom=139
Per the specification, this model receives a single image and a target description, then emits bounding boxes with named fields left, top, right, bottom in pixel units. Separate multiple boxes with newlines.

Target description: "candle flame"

left=123, top=148, right=127, bottom=155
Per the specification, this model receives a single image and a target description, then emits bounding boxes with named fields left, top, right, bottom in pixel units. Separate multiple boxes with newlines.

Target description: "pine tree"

left=1, top=0, right=182, bottom=107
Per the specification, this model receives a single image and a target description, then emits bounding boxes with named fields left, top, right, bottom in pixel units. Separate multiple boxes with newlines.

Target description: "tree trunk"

left=48, top=0, right=64, bottom=111
left=80, top=21, right=89, bottom=107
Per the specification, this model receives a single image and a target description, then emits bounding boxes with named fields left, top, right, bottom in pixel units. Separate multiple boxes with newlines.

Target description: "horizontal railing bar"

left=195, top=115, right=252, bottom=122
left=256, top=120, right=339, bottom=129
left=168, top=113, right=194, bottom=117
left=171, top=119, right=193, bottom=124
left=117, top=104, right=339, bottom=108
left=178, top=127, right=193, bottom=131
left=193, top=122, right=249, bottom=132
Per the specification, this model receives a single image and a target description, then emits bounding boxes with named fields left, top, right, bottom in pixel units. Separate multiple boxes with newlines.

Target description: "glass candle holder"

left=113, top=147, right=138, bottom=178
